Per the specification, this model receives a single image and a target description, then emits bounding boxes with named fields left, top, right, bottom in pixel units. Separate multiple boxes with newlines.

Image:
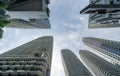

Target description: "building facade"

left=80, top=0, right=120, bottom=28
left=7, top=19, right=50, bottom=29
left=83, top=37, right=120, bottom=66
left=61, top=49, right=92, bottom=76
left=79, top=50, right=120, bottom=76
left=0, top=36, right=53, bottom=76
left=2, top=0, right=51, bottom=29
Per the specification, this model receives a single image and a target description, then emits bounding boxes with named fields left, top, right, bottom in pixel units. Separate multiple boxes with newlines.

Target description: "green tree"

left=0, top=19, right=10, bottom=27
left=0, top=2, right=8, bottom=9
left=0, top=2, right=10, bottom=39
left=0, top=2, right=10, bottom=28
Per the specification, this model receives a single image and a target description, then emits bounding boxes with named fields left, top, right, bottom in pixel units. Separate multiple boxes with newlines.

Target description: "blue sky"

left=1, top=0, right=120, bottom=76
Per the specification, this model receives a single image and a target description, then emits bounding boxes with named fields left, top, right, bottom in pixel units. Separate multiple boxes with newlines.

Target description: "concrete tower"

left=80, top=0, right=120, bottom=28
left=4, top=0, right=51, bottom=29
left=61, top=49, right=92, bottom=76
left=80, top=50, right=120, bottom=76
left=0, top=36, right=53, bottom=76
left=83, top=37, right=120, bottom=67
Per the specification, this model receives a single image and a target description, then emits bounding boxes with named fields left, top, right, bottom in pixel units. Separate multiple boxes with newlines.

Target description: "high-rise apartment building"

left=80, top=0, right=120, bottom=28
left=79, top=50, right=120, bottom=76
left=2, top=0, right=51, bottom=29
left=61, top=49, right=92, bottom=76
left=83, top=37, right=120, bottom=66
left=8, top=19, right=50, bottom=29
left=0, top=36, right=53, bottom=76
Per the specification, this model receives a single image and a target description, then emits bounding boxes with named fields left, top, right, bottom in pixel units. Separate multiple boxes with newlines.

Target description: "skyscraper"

left=4, top=0, right=51, bottom=29
left=0, top=36, right=53, bottom=76
left=8, top=19, right=50, bottom=29
left=61, top=49, right=92, bottom=76
left=80, top=0, right=120, bottom=28
left=83, top=37, right=120, bottom=66
left=80, top=50, right=120, bottom=76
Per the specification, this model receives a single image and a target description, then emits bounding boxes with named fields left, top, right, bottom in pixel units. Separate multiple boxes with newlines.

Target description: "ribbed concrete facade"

left=61, top=49, right=92, bottom=76
left=83, top=37, right=120, bottom=66
left=80, top=50, right=120, bottom=76
left=7, top=19, right=51, bottom=29
left=0, top=36, right=53, bottom=76
left=4, top=0, right=51, bottom=29
left=80, top=0, right=120, bottom=28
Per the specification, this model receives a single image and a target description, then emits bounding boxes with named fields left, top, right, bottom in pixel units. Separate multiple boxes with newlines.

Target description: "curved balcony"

left=80, top=4, right=120, bottom=14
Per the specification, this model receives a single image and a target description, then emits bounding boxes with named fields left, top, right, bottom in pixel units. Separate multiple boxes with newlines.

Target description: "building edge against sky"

left=80, top=0, right=120, bottom=28
left=79, top=50, right=120, bottom=76
left=61, top=49, right=93, bottom=76
left=0, top=36, right=53, bottom=76
left=3, top=0, right=51, bottom=29
left=82, top=37, right=120, bottom=67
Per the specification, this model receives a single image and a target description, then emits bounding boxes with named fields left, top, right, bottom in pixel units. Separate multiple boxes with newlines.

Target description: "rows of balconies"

left=88, top=14, right=120, bottom=28
left=0, top=71, right=44, bottom=76
left=0, top=61, right=47, bottom=66
left=80, top=0, right=120, bottom=28
left=0, top=57, right=47, bottom=62
left=83, top=37, right=120, bottom=51
left=80, top=50, right=120, bottom=76
left=0, top=36, right=52, bottom=76
left=0, top=56, right=48, bottom=76
left=101, top=45, right=120, bottom=56
left=89, top=22, right=120, bottom=28
left=0, top=65, right=45, bottom=71
left=89, top=13, right=120, bottom=26
left=61, top=49, right=93, bottom=76
left=83, top=37, right=120, bottom=61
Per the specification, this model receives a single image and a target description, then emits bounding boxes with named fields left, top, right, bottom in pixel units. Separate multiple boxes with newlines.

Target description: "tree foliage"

left=0, top=2, right=10, bottom=39
left=0, top=2, right=10, bottom=28
left=0, top=3, right=8, bottom=9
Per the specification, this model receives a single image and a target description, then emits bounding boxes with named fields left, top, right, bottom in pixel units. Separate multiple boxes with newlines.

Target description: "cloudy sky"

left=1, top=0, right=120, bottom=76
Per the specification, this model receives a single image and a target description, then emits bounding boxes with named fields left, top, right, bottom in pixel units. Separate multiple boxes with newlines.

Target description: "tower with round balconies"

left=61, top=49, right=92, bottom=76
left=0, top=36, right=53, bottom=76
left=80, top=50, right=120, bottom=76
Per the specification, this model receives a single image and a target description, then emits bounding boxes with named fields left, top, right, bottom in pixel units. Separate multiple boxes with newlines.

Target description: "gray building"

left=80, top=0, right=120, bottom=28
left=83, top=37, right=120, bottom=66
left=80, top=50, right=120, bottom=76
left=0, top=36, right=53, bottom=76
left=61, top=49, right=92, bottom=76
left=3, top=0, right=51, bottom=29
left=7, top=19, right=51, bottom=29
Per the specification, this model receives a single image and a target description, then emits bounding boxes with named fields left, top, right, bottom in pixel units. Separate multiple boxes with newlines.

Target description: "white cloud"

left=68, top=31, right=79, bottom=39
